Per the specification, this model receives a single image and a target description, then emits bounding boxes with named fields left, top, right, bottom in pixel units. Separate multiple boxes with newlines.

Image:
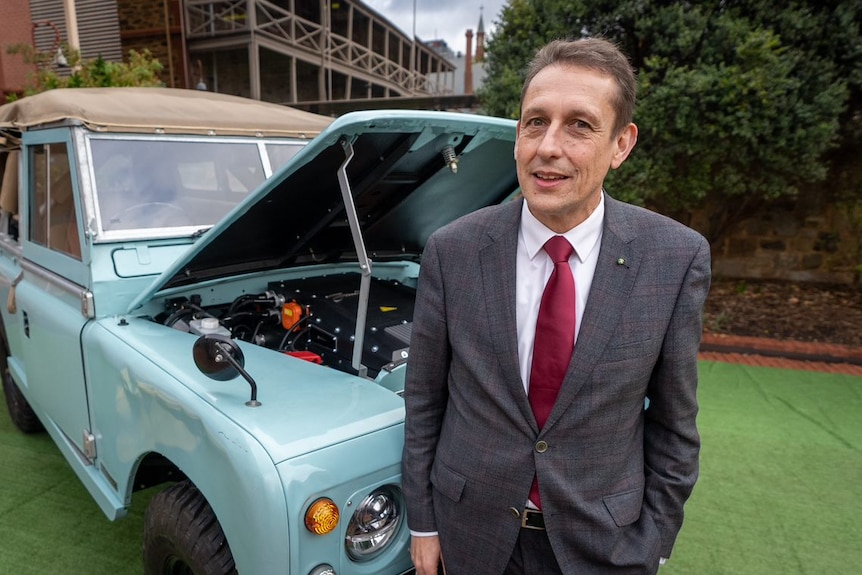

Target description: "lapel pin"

left=617, top=258, right=626, bottom=265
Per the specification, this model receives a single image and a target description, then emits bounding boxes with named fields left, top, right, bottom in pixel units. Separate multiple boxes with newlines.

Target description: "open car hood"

left=128, top=110, right=518, bottom=312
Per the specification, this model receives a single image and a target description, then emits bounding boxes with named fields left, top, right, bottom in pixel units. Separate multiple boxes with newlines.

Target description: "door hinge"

left=82, top=430, right=97, bottom=460
left=81, top=291, right=95, bottom=319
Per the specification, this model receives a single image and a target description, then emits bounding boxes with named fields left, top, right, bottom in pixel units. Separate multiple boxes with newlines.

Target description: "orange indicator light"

left=305, top=498, right=340, bottom=535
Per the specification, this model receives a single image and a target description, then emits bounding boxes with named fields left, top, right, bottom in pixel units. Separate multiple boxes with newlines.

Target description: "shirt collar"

left=521, top=193, right=605, bottom=264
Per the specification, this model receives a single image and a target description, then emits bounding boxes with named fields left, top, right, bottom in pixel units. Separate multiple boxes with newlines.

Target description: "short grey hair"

left=521, top=38, right=637, bottom=136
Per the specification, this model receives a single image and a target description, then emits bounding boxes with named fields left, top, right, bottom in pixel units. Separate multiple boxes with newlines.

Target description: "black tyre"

left=142, top=481, right=238, bottom=575
left=0, top=323, right=43, bottom=433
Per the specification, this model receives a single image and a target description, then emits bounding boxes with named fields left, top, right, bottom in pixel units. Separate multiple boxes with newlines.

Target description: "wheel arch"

left=122, top=435, right=292, bottom=574
left=130, top=451, right=186, bottom=493
left=84, top=321, right=294, bottom=573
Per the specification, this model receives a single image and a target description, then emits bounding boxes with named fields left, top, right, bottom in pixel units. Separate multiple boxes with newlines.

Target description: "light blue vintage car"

left=0, top=87, right=517, bottom=574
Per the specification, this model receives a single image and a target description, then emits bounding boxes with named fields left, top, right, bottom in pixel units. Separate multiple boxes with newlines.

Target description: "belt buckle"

left=521, top=508, right=545, bottom=530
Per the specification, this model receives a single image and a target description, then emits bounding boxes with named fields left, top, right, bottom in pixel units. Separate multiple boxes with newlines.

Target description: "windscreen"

left=89, top=138, right=305, bottom=235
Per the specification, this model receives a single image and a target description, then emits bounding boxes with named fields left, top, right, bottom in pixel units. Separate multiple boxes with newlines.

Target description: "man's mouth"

left=534, top=172, right=567, bottom=181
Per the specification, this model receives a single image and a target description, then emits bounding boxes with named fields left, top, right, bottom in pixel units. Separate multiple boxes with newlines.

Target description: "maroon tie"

left=528, top=235, right=575, bottom=509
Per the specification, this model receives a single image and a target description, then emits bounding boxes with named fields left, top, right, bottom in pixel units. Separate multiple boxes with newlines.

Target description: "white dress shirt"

left=516, top=195, right=604, bottom=393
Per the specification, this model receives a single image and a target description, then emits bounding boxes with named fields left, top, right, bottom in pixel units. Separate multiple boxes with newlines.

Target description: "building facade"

left=0, top=0, right=34, bottom=97
left=1, top=0, right=457, bottom=105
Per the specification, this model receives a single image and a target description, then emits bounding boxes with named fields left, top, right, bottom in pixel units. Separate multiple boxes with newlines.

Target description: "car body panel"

left=93, top=315, right=406, bottom=463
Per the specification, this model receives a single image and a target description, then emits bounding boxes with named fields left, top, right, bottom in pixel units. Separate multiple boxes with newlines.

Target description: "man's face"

left=515, top=64, right=637, bottom=232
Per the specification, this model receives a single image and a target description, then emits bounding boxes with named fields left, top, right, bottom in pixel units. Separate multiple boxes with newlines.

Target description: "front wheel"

left=142, top=481, right=237, bottom=575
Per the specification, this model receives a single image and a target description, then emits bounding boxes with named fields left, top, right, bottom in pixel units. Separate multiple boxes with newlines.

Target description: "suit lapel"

left=477, top=200, right=537, bottom=426
left=543, top=195, right=642, bottom=431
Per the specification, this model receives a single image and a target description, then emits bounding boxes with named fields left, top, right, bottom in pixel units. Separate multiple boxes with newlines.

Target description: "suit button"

left=508, top=507, right=520, bottom=518
left=535, top=440, right=548, bottom=453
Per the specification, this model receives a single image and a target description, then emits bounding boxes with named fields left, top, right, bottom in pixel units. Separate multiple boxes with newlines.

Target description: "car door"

left=14, top=130, right=93, bottom=457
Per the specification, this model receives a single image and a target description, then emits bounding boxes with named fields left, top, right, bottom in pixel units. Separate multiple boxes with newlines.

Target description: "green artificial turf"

left=0, top=361, right=859, bottom=574
left=663, top=361, right=862, bottom=575
left=0, top=406, right=157, bottom=574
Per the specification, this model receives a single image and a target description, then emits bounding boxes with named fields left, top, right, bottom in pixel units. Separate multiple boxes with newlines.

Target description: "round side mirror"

left=193, top=334, right=245, bottom=381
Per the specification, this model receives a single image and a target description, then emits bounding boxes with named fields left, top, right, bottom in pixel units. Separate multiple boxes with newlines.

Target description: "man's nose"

left=536, top=124, right=566, bottom=157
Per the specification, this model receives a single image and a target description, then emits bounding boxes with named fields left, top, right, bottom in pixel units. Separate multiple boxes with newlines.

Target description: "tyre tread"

left=142, top=481, right=237, bottom=575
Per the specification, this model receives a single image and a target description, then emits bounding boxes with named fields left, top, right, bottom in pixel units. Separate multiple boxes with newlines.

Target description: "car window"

left=90, top=138, right=304, bottom=234
left=266, top=143, right=304, bottom=172
left=0, top=150, right=20, bottom=240
left=29, top=143, right=81, bottom=259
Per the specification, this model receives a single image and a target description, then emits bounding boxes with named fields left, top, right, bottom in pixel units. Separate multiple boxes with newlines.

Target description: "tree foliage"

left=5, top=44, right=164, bottom=100
left=478, top=0, right=862, bottom=244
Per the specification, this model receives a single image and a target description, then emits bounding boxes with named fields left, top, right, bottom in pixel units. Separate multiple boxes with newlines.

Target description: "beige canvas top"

left=0, top=87, right=333, bottom=140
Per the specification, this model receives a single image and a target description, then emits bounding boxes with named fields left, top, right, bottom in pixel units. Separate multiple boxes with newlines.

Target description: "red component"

left=285, top=351, right=323, bottom=364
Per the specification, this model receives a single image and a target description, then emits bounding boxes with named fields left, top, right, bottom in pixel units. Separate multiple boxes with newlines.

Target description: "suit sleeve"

left=402, top=233, right=451, bottom=533
left=643, top=234, right=711, bottom=558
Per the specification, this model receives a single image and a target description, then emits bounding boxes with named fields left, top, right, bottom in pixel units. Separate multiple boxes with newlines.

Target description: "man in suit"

left=402, top=37, right=711, bottom=575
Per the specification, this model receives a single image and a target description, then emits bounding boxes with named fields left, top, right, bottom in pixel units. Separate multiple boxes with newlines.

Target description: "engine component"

left=281, top=301, right=305, bottom=330
left=269, top=273, right=414, bottom=377
left=165, top=273, right=416, bottom=378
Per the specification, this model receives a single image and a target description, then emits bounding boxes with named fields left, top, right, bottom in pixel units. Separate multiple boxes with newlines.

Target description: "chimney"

left=476, top=11, right=485, bottom=62
left=464, top=28, right=474, bottom=95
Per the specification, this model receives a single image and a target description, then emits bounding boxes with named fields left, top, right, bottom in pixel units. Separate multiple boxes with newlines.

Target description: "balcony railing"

left=186, top=0, right=447, bottom=95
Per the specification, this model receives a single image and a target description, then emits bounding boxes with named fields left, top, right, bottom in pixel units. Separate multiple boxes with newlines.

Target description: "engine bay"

left=157, top=272, right=416, bottom=378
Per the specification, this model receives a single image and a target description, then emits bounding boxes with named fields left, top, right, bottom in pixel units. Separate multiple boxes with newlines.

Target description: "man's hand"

left=410, top=534, right=444, bottom=575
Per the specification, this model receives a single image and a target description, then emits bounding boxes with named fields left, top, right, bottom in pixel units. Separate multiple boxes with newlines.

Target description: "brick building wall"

left=0, top=0, right=35, bottom=98
left=195, top=48, right=251, bottom=98
left=116, top=0, right=187, bottom=88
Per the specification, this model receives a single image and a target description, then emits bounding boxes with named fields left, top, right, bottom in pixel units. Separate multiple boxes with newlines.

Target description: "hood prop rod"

left=337, top=137, right=371, bottom=379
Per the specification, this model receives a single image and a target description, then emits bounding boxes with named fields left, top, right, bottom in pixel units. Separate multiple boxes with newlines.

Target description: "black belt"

left=521, top=508, right=545, bottom=530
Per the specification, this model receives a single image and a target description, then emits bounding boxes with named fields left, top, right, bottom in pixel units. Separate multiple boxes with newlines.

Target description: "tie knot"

left=544, top=235, right=573, bottom=263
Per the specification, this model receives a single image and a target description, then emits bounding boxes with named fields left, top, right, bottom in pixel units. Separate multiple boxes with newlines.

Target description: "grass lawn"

left=0, top=361, right=859, bottom=574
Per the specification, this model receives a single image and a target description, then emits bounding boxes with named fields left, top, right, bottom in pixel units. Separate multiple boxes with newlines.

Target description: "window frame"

left=21, top=129, right=88, bottom=287
left=84, top=134, right=308, bottom=243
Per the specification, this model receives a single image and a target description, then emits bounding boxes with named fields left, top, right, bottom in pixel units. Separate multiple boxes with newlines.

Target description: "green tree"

left=478, top=0, right=861, bottom=246
left=5, top=44, right=164, bottom=100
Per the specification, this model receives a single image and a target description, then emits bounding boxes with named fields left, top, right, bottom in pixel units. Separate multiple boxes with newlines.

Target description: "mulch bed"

left=703, top=278, right=862, bottom=348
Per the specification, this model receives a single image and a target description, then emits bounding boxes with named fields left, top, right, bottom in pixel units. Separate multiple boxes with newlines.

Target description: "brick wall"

left=116, top=0, right=186, bottom=88
left=0, top=0, right=35, bottom=97
left=194, top=49, right=251, bottom=98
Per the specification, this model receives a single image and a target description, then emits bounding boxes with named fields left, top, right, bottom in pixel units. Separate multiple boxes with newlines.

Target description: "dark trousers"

left=504, top=527, right=564, bottom=575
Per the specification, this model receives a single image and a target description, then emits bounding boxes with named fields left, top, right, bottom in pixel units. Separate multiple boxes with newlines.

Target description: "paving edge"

left=700, top=333, right=862, bottom=366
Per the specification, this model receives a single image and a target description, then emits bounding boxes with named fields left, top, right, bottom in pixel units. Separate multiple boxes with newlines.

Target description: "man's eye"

left=525, top=118, right=545, bottom=127
left=572, top=120, right=591, bottom=130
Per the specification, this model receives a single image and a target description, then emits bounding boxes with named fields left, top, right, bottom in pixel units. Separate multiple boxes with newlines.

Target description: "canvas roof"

left=0, top=87, right=333, bottom=139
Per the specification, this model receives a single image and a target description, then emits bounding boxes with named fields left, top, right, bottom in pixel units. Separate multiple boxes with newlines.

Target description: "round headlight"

left=344, top=486, right=402, bottom=561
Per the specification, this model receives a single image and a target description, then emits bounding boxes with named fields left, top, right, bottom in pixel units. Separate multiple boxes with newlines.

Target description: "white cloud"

left=363, top=0, right=506, bottom=56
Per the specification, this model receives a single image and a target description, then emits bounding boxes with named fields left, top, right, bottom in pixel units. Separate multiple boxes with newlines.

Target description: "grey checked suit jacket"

left=402, top=194, right=711, bottom=574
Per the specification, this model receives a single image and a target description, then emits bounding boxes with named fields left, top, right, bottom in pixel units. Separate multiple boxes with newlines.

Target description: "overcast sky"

left=363, top=0, right=508, bottom=57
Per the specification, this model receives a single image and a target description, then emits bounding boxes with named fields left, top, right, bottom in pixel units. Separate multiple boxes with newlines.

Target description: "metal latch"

left=83, top=430, right=97, bottom=460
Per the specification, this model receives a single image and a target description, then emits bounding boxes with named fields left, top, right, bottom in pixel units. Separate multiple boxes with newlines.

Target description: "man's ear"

left=610, top=123, right=638, bottom=169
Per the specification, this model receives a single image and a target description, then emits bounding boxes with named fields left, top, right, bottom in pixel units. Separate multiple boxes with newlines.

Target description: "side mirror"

left=193, top=334, right=261, bottom=407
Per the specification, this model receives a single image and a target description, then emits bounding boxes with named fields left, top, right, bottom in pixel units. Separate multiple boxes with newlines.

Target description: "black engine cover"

left=269, top=273, right=415, bottom=376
